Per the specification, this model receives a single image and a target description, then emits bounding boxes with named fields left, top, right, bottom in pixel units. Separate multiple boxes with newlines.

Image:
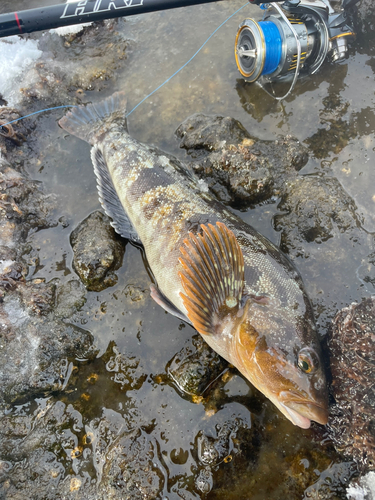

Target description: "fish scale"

left=59, top=91, right=329, bottom=429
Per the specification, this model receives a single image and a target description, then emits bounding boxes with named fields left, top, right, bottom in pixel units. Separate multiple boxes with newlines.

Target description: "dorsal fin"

left=91, top=145, right=141, bottom=244
left=178, top=222, right=245, bottom=336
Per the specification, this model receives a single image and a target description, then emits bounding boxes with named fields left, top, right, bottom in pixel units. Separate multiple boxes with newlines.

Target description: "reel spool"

left=235, top=0, right=356, bottom=89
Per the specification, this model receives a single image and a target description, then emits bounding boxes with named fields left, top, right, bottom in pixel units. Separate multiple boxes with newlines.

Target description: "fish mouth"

left=281, top=402, right=328, bottom=429
left=279, top=393, right=329, bottom=429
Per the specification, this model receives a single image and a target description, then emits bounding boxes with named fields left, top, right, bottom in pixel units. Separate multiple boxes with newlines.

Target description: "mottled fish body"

left=59, top=92, right=328, bottom=428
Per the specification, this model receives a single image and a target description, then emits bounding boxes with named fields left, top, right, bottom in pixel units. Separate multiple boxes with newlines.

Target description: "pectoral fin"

left=179, top=222, right=245, bottom=336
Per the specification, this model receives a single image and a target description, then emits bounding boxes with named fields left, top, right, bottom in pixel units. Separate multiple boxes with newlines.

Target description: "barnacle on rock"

left=327, top=298, right=375, bottom=472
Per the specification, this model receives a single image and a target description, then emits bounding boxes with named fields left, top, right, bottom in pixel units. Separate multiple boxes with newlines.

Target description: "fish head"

left=178, top=222, right=328, bottom=430
left=231, top=296, right=328, bottom=429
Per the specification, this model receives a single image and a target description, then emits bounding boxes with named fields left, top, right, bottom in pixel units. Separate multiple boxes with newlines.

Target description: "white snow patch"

left=0, top=260, right=14, bottom=274
left=347, top=472, right=375, bottom=500
left=0, top=36, right=42, bottom=106
left=198, top=178, right=209, bottom=193
left=50, top=0, right=92, bottom=36
left=50, top=23, right=92, bottom=36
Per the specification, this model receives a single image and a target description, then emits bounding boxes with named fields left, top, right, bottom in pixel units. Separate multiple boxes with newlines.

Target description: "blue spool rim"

left=258, top=20, right=282, bottom=76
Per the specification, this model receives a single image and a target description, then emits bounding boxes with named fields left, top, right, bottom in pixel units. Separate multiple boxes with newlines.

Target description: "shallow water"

left=1, top=0, right=375, bottom=498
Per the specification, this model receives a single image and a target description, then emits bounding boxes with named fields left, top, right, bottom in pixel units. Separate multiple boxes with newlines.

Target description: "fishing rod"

left=0, top=0, right=224, bottom=39
left=0, top=0, right=360, bottom=107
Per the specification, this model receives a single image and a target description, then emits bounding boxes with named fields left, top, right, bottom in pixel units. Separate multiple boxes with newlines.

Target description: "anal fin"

left=150, top=284, right=192, bottom=325
left=91, top=145, right=141, bottom=245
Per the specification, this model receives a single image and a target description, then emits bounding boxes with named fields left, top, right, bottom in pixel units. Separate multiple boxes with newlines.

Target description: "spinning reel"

left=235, top=0, right=359, bottom=98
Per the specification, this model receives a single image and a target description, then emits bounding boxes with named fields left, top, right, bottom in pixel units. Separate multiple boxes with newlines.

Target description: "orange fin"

left=178, top=222, right=245, bottom=336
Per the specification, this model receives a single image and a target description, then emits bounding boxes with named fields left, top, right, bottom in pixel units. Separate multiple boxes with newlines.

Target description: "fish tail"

left=58, top=91, right=127, bottom=144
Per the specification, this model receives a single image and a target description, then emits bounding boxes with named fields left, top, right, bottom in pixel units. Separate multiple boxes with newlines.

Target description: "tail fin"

left=58, top=91, right=127, bottom=144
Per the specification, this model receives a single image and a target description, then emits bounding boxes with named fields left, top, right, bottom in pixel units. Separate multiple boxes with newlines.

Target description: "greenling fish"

left=59, top=92, right=328, bottom=429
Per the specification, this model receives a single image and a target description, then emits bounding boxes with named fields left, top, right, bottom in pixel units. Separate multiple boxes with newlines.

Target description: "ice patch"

left=0, top=36, right=42, bottom=106
left=3, top=297, right=29, bottom=328
left=347, top=472, right=375, bottom=500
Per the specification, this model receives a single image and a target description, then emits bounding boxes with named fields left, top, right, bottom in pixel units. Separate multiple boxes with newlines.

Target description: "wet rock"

left=197, top=420, right=253, bottom=467
left=207, top=420, right=342, bottom=500
left=355, top=0, right=375, bottom=37
left=0, top=278, right=93, bottom=403
left=70, top=210, right=125, bottom=292
left=302, top=462, right=357, bottom=500
left=103, top=341, right=147, bottom=392
left=274, top=176, right=362, bottom=257
left=54, top=279, right=87, bottom=319
left=176, top=114, right=308, bottom=206
left=0, top=349, right=159, bottom=500
left=0, top=257, right=25, bottom=298
left=357, top=251, right=375, bottom=293
left=1, top=20, right=129, bottom=110
left=0, top=161, right=53, bottom=250
left=103, top=427, right=165, bottom=499
left=0, top=149, right=95, bottom=404
left=272, top=173, right=373, bottom=332
left=196, top=467, right=214, bottom=495
left=176, top=114, right=253, bottom=154
left=167, top=334, right=228, bottom=396
left=0, top=108, right=28, bottom=146
left=327, top=299, right=375, bottom=472
left=0, top=400, right=151, bottom=500
left=194, top=417, right=260, bottom=496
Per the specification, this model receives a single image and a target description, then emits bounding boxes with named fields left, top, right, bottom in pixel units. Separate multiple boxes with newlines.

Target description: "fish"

left=59, top=92, right=328, bottom=429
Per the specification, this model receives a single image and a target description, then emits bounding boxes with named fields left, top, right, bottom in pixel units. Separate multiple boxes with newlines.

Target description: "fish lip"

left=279, top=393, right=329, bottom=427
left=280, top=403, right=312, bottom=429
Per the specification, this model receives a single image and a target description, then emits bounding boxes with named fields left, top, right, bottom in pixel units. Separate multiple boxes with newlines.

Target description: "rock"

left=197, top=419, right=253, bottom=467
left=70, top=210, right=126, bottom=292
left=54, top=279, right=87, bottom=319
left=176, top=113, right=253, bottom=153
left=0, top=162, right=53, bottom=251
left=0, top=20, right=129, bottom=110
left=0, top=278, right=94, bottom=403
left=176, top=114, right=308, bottom=206
left=102, top=427, right=165, bottom=499
left=0, top=398, right=160, bottom=500
left=327, top=299, right=375, bottom=472
left=304, top=99, right=356, bottom=160
left=103, top=341, right=147, bottom=392
left=0, top=148, right=95, bottom=404
left=274, top=176, right=362, bottom=256
left=302, top=462, right=357, bottom=500
left=167, top=334, right=228, bottom=396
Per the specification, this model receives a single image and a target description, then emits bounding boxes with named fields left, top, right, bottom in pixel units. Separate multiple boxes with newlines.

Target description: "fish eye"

left=297, top=348, right=319, bottom=374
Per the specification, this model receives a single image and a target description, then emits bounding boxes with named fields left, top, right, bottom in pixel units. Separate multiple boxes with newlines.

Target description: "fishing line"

left=0, top=2, right=248, bottom=130
left=0, top=105, right=77, bottom=128
left=125, top=2, right=248, bottom=117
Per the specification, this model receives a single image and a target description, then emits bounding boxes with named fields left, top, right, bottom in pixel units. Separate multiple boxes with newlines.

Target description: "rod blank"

left=0, top=0, right=222, bottom=39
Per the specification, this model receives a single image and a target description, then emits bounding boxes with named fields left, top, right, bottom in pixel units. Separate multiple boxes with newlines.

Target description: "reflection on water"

left=1, top=0, right=375, bottom=498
